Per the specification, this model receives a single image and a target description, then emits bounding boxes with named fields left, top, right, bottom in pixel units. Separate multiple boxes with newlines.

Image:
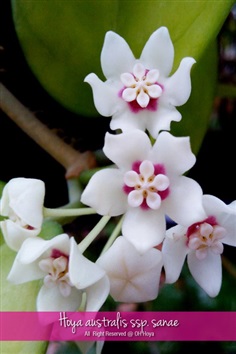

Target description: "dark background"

left=0, top=2, right=236, bottom=354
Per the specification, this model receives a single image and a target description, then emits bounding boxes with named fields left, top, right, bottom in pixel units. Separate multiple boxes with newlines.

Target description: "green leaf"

left=10, top=0, right=234, bottom=156
left=172, top=40, right=218, bottom=153
left=39, top=219, right=64, bottom=240
left=11, top=0, right=233, bottom=118
left=0, top=243, right=47, bottom=353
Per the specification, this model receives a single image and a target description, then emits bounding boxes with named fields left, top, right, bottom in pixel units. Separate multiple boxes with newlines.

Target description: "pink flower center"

left=119, top=63, right=163, bottom=113
left=187, top=217, right=226, bottom=260
left=38, top=249, right=73, bottom=297
left=123, top=160, right=170, bottom=210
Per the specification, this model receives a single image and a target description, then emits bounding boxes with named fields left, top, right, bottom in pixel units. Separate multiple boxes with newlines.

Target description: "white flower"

left=162, top=195, right=236, bottom=297
left=0, top=178, right=45, bottom=251
left=97, top=236, right=163, bottom=303
left=85, top=27, right=195, bottom=138
left=81, top=130, right=205, bottom=253
left=7, top=234, right=110, bottom=311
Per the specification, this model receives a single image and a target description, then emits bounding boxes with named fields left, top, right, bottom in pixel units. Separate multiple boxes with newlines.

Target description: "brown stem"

left=0, top=83, right=97, bottom=179
left=222, top=255, right=236, bottom=279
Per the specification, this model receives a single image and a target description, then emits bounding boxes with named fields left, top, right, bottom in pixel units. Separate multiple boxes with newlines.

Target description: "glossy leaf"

left=0, top=244, right=47, bottom=353
left=10, top=1, right=234, bottom=154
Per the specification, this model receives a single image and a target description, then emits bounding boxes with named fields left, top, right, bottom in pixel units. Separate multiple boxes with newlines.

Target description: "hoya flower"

left=85, top=27, right=195, bottom=138
left=81, top=130, right=205, bottom=253
left=97, top=236, right=163, bottom=303
left=7, top=234, right=109, bottom=311
left=162, top=195, right=236, bottom=297
left=0, top=178, right=45, bottom=251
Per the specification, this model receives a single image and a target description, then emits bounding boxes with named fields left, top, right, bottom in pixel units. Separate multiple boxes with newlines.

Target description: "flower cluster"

left=1, top=26, right=236, bottom=353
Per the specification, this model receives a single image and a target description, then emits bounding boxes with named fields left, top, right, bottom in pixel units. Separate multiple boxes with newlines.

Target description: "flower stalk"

left=78, top=215, right=111, bottom=253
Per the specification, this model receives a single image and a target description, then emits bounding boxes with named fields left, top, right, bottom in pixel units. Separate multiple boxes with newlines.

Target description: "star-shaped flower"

left=162, top=195, right=236, bottom=297
left=97, top=236, right=163, bottom=303
left=81, top=130, right=205, bottom=253
left=7, top=234, right=110, bottom=311
left=0, top=178, right=45, bottom=251
left=85, top=27, right=195, bottom=138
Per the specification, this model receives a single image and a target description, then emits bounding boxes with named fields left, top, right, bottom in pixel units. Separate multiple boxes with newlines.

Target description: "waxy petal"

left=137, top=91, right=149, bottom=107
left=163, top=176, right=206, bottom=226
left=7, top=234, right=70, bottom=284
left=37, top=285, right=82, bottom=311
left=187, top=251, right=222, bottom=297
left=110, top=107, right=148, bottom=132
left=81, top=168, right=127, bottom=216
left=85, top=275, right=110, bottom=311
left=203, top=195, right=236, bottom=246
left=162, top=225, right=189, bottom=283
left=164, top=57, right=196, bottom=106
left=146, top=192, right=161, bottom=210
left=128, top=190, right=143, bottom=207
left=0, top=178, right=45, bottom=228
left=101, top=31, right=135, bottom=79
left=97, top=237, right=163, bottom=302
left=84, top=73, right=120, bottom=117
left=140, top=27, right=174, bottom=76
left=146, top=105, right=181, bottom=138
left=69, top=238, right=105, bottom=289
left=122, top=208, right=166, bottom=253
left=0, top=220, right=39, bottom=251
left=150, top=132, right=196, bottom=176
left=103, top=130, right=151, bottom=171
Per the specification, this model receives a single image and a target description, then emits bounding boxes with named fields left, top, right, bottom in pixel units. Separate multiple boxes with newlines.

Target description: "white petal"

left=200, top=223, right=213, bottom=237
left=211, top=241, right=224, bottom=255
left=69, top=238, right=105, bottom=289
left=146, top=104, right=181, bottom=138
left=133, top=63, right=146, bottom=79
left=124, top=170, right=140, bottom=187
left=110, top=107, right=147, bottom=132
left=1, top=178, right=45, bottom=228
left=150, top=132, right=196, bottom=175
left=17, top=234, right=70, bottom=264
left=101, top=31, right=135, bottom=79
left=139, top=160, right=154, bottom=178
left=85, top=275, right=110, bottom=311
left=84, top=73, right=120, bottom=116
left=146, top=69, right=160, bottom=83
left=195, top=247, right=208, bottom=260
left=187, top=251, right=222, bottom=297
left=37, top=285, right=82, bottom=311
left=7, top=234, right=70, bottom=284
left=128, top=190, right=143, bottom=207
left=164, top=57, right=196, bottom=106
left=0, top=219, right=39, bottom=251
left=146, top=192, right=161, bottom=210
left=120, top=72, right=136, bottom=86
left=140, top=27, right=174, bottom=76
left=162, top=225, right=188, bottom=283
left=137, top=91, right=149, bottom=107
left=122, top=208, right=166, bottom=253
left=122, top=87, right=137, bottom=102
left=103, top=130, right=151, bottom=170
left=202, top=194, right=230, bottom=217
left=163, top=176, right=206, bottom=225
left=81, top=168, right=127, bottom=216
left=97, top=237, right=163, bottom=302
left=152, top=174, right=170, bottom=191
left=203, top=195, right=236, bottom=246
left=147, top=84, right=162, bottom=98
